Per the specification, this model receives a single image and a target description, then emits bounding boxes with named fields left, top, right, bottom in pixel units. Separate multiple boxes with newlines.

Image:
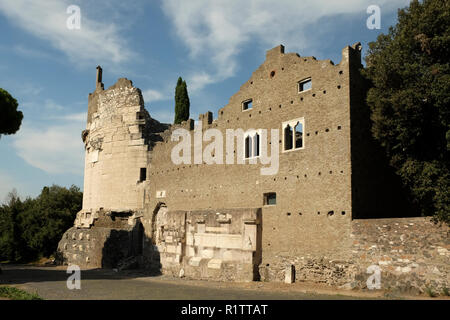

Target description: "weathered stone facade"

left=57, top=44, right=448, bottom=293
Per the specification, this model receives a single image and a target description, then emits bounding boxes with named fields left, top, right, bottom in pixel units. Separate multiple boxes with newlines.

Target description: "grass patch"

left=0, top=286, right=43, bottom=300
left=425, top=287, right=437, bottom=298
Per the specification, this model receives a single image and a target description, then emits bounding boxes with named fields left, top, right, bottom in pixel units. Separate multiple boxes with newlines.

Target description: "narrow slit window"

left=295, top=122, right=303, bottom=148
left=264, top=193, right=277, bottom=206
left=242, top=99, right=253, bottom=111
left=139, top=168, right=147, bottom=182
left=284, top=125, right=293, bottom=151
left=298, top=78, right=312, bottom=92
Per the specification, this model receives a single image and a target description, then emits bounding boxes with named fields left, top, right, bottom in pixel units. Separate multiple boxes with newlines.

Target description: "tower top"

left=96, top=66, right=104, bottom=90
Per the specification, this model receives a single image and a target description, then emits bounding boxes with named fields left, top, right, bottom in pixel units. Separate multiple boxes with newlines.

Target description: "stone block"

left=201, top=249, right=214, bottom=259
left=285, top=265, right=295, bottom=284
left=189, top=257, right=202, bottom=267
left=208, top=259, right=222, bottom=269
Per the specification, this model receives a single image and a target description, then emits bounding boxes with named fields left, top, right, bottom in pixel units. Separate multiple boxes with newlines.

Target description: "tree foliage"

left=174, top=77, right=190, bottom=124
left=0, top=185, right=82, bottom=262
left=0, top=88, right=23, bottom=137
left=363, top=0, right=449, bottom=224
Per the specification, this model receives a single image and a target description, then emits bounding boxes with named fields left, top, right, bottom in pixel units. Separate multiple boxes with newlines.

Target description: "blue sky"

left=0, top=0, right=411, bottom=203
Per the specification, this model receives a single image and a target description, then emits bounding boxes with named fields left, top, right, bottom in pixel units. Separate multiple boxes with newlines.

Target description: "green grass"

left=0, top=286, right=43, bottom=300
left=425, top=287, right=437, bottom=298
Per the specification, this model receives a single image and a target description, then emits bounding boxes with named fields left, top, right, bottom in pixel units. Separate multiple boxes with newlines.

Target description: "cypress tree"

left=174, top=77, right=190, bottom=124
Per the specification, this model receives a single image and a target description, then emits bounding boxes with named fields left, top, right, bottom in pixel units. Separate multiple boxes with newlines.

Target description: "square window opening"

left=264, top=192, right=277, bottom=206
left=298, top=78, right=312, bottom=92
left=242, top=99, right=253, bottom=111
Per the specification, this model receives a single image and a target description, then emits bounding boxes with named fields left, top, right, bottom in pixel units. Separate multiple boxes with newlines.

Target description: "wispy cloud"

left=12, top=44, right=53, bottom=60
left=0, top=0, right=134, bottom=66
left=12, top=121, right=84, bottom=175
left=50, top=112, right=87, bottom=122
left=44, top=99, right=65, bottom=111
left=143, top=89, right=170, bottom=103
left=162, top=0, right=410, bottom=91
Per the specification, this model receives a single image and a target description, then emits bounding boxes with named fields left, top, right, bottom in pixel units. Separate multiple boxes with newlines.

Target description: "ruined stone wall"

left=143, top=44, right=358, bottom=270
left=83, top=79, right=156, bottom=211
left=350, top=217, right=449, bottom=293
left=144, top=208, right=261, bottom=282
left=259, top=217, right=449, bottom=294
left=56, top=210, right=140, bottom=268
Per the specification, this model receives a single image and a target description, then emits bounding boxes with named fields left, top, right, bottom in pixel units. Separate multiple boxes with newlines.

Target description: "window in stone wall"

left=284, top=125, right=293, bottom=150
left=282, top=117, right=305, bottom=152
left=139, top=168, right=147, bottom=182
left=242, top=99, right=253, bottom=111
left=245, top=135, right=252, bottom=158
left=295, top=122, right=303, bottom=148
left=298, top=78, right=312, bottom=93
left=254, top=133, right=260, bottom=157
left=244, top=130, right=261, bottom=159
left=264, top=192, right=277, bottom=206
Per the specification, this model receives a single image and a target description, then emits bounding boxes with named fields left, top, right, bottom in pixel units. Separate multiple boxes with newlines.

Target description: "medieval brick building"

left=57, top=44, right=448, bottom=291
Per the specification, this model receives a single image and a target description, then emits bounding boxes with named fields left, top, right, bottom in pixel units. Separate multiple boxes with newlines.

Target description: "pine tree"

left=174, top=77, right=190, bottom=124
left=0, top=88, right=23, bottom=138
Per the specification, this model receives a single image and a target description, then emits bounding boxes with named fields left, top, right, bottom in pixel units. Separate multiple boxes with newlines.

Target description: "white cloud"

left=52, top=112, right=87, bottom=122
left=187, top=72, right=215, bottom=92
left=12, top=122, right=85, bottom=175
left=0, top=0, right=134, bottom=65
left=162, top=0, right=410, bottom=89
left=143, top=89, right=169, bottom=103
left=44, top=99, right=64, bottom=111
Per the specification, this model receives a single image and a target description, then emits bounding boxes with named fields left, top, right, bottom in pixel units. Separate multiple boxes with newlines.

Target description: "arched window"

left=282, top=117, right=305, bottom=152
left=254, top=133, right=260, bottom=157
left=245, top=135, right=252, bottom=158
left=284, top=125, right=293, bottom=150
left=295, top=122, right=303, bottom=149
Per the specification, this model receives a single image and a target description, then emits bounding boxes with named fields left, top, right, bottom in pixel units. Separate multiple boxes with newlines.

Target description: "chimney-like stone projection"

left=96, top=65, right=104, bottom=90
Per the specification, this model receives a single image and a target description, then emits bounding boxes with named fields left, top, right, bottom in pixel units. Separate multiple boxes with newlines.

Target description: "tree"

left=363, top=0, right=449, bottom=224
left=174, top=77, right=190, bottom=124
left=0, top=185, right=83, bottom=262
left=0, top=88, right=23, bottom=138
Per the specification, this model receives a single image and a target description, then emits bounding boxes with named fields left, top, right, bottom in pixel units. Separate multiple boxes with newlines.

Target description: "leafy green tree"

left=0, top=185, right=82, bottom=262
left=363, top=0, right=449, bottom=224
left=0, top=88, right=23, bottom=138
left=0, top=190, right=33, bottom=261
left=174, top=77, right=190, bottom=124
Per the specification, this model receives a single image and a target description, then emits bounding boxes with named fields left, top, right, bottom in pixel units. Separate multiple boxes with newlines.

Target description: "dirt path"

left=0, top=264, right=435, bottom=300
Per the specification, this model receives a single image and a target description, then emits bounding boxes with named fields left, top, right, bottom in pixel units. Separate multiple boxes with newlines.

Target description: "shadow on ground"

left=0, top=264, right=152, bottom=286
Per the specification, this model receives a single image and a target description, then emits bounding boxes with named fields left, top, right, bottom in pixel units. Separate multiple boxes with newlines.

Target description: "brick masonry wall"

left=143, top=44, right=358, bottom=270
